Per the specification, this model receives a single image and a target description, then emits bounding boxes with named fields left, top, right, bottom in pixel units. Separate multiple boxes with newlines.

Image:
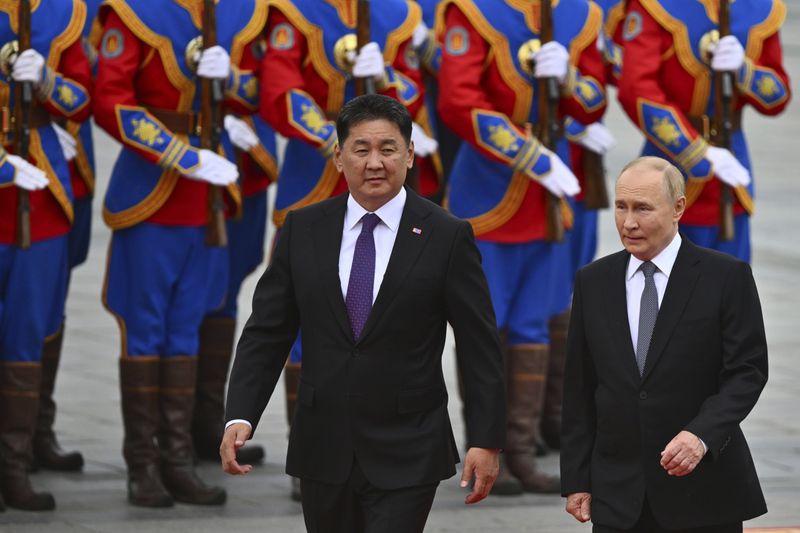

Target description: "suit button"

left=639, top=391, right=647, bottom=400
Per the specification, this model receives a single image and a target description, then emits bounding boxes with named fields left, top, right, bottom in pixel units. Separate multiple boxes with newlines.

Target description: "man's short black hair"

left=336, top=94, right=412, bottom=146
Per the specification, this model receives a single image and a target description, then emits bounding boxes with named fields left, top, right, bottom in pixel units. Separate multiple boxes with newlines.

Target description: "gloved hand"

left=536, top=150, right=581, bottom=197
left=532, top=41, right=569, bottom=83
left=411, top=122, right=438, bottom=157
left=705, top=146, right=751, bottom=187
left=352, top=42, right=385, bottom=80
left=412, top=22, right=430, bottom=50
left=578, top=123, right=616, bottom=155
left=224, top=115, right=259, bottom=151
left=52, top=123, right=78, bottom=161
left=197, top=45, right=231, bottom=80
left=12, top=48, right=45, bottom=84
left=710, top=35, right=745, bottom=73
left=8, top=154, right=49, bottom=191
left=184, top=149, right=239, bottom=186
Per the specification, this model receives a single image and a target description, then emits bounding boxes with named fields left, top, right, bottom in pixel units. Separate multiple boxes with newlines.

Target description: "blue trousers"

left=681, top=214, right=750, bottom=263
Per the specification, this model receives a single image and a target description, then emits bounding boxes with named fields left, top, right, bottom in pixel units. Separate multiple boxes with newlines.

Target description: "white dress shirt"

left=339, top=187, right=406, bottom=302
left=226, top=188, right=407, bottom=432
left=626, top=232, right=681, bottom=354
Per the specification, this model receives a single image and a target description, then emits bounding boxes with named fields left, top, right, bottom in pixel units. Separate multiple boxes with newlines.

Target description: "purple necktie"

left=345, top=213, right=381, bottom=340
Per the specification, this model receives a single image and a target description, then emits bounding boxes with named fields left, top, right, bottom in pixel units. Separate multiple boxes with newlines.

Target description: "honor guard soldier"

left=436, top=0, right=606, bottom=494
left=193, top=98, right=278, bottom=465
left=258, top=0, right=437, bottom=499
left=94, top=0, right=266, bottom=508
left=538, top=0, right=622, bottom=454
left=618, top=0, right=791, bottom=262
left=0, top=0, right=92, bottom=511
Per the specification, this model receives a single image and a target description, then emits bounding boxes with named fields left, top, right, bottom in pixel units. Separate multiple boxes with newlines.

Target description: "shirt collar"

left=345, top=187, right=407, bottom=233
left=626, top=232, right=682, bottom=281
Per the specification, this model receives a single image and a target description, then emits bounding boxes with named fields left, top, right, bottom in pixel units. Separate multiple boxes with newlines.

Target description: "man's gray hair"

left=619, top=156, right=685, bottom=202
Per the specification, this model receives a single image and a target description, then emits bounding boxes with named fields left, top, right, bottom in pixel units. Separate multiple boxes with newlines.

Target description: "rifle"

left=714, top=0, right=735, bottom=241
left=14, top=0, right=32, bottom=249
left=582, top=148, right=609, bottom=209
left=536, top=0, right=564, bottom=242
left=355, top=0, right=375, bottom=96
left=201, top=0, right=227, bottom=247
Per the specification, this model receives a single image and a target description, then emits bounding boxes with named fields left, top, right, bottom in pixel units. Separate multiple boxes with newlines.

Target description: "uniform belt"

left=1, top=106, right=52, bottom=134
left=687, top=109, right=742, bottom=143
left=146, top=107, right=203, bottom=136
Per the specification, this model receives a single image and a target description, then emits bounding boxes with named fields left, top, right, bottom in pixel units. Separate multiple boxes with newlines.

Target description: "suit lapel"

left=605, top=251, right=642, bottom=382
left=311, top=194, right=352, bottom=341
left=357, top=190, right=432, bottom=344
left=641, top=239, right=701, bottom=382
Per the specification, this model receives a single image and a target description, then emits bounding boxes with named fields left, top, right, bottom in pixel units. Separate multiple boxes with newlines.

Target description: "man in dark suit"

left=221, top=94, right=506, bottom=532
left=561, top=156, right=768, bottom=533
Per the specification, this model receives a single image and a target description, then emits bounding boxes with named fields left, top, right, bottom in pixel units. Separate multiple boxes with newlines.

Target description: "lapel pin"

left=412, top=227, right=422, bottom=235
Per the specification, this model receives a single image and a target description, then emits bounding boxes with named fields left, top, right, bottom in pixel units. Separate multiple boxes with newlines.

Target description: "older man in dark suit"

left=561, top=156, right=768, bottom=532
left=220, top=94, right=506, bottom=532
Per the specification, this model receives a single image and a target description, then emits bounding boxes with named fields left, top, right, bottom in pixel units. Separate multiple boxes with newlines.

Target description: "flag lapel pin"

left=412, top=227, right=422, bottom=235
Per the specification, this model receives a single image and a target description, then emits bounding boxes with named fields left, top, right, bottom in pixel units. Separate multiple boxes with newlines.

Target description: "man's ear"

left=674, top=195, right=686, bottom=221
left=407, top=140, right=415, bottom=169
left=333, top=142, right=343, bottom=172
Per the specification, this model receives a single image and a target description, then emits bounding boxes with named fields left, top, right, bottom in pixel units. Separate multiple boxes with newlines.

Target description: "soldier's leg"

left=0, top=238, right=69, bottom=510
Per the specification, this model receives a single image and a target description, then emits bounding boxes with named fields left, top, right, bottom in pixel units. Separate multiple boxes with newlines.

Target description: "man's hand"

left=660, top=430, right=706, bottom=477
left=52, top=123, right=78, bottom=161
left=9, top=154, right=49, bottom=191
left=536, top=150, right=581, bottom=197
left=224, top=115, right=259, bottom=151
left=460, top=447, right=499, bottom=505
left=705, top=145, right=751, bottom=188
left=184, top=148, right=239, bottom=186
left=566, top=492, right=592, bottom=522
left=220, top=423, right=254, bottom=475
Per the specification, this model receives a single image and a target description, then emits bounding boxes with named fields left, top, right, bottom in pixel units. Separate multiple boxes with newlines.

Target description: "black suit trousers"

left=301, top=458, right=439, bottom=533
left=592, top=496, right=742, bottom=533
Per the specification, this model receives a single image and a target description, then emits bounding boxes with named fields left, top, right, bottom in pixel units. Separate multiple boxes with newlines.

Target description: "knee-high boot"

left=504, top=345, right=560, bottom=493
left=120, top=356, right=173, bottom=507
left=193, top=317, right=264, bottom=464
left=284, top=361, right=302, bottom=501
left=542, top=311, right=569, bottom=449
left=0, top=362, right=56, bottom=510
left=33, top=325, right=84, bottom=471
left=158, top=356, right=226, bottom=506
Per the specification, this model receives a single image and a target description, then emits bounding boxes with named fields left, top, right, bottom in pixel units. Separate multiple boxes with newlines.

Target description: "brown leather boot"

left=158, top=357, right=226, bottom=506
left=192, top=317, right=264, bottom=464
left=120, top=356, right=173, bottom=508
left=542, top=311, right=570, bottom=450
left=284, top=361, right=302, bottom=502
left=504, top=344, right=560, bottom=494
left=0, top=362, right=56, bottom=511
left=33, top=325, right=84, bottom=471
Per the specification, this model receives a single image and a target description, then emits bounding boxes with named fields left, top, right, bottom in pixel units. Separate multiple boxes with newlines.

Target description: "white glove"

left=185, top=149, right=239, bottom=186
left=710, top=35, right=745, bottom=73
left=705, top=146, right=751, bottom=187
left=532, top=41, right=569, bottom=83
left=411, top=122, right=438, bottom=157
left=224, top=115, right=259, bottom=151
left=412, top=22, right=430, bottom=50
left=12, top=48, right=45, bottom=84
left=52, top=123, right=78, bottom=161
left=578, top=123, right=616, bottom=155
left=8, top=154, right=48, bottom=191
left=352, top=42, right=385, bottom=80
left=537, top=150, right=580, bottom=197
left=197, top=45, right=231, bottom=80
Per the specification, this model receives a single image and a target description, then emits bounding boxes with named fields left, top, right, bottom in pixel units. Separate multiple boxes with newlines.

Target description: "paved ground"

left=2, top=10, right=800, bottom=532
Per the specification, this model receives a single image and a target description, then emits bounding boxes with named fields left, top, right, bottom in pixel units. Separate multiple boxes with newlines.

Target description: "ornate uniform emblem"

left=622, top=11, right=643, bottom=41
left=300, top=104, right=327, bottom=135
left=445, top=26, right=469, bottom=56
left=57, top=84, right=78, bottom=107
left=270, top=23, right=295, bottom=51
left=756, top=76, right=778, bottom=98
left=333, top=34, right=358, bottom=72
left=101, top=28, right=125, bottom=59
left=651, top=116, right=681, bottom=147
left=488, top=124, right=520, bottom=154
left=131, top=117, right=165, bottom=147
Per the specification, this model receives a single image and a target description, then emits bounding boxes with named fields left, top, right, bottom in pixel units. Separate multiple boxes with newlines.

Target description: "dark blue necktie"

left=636, top=261, right=659, bottom=375
left=345, top=213, right=381, bottom=340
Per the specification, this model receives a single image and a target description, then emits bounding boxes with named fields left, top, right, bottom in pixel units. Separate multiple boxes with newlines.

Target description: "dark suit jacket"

left=561, top=237, right=768, bottom=529
left=226, top=188, right=506, bottom=490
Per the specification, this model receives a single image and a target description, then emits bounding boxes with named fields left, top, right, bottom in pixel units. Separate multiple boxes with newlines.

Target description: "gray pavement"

left=3, top=9, right=800, bottom=531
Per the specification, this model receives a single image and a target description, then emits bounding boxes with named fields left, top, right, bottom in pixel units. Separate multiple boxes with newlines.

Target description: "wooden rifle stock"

left=14, top=0, right=32, bottom=249
left=715, top=0, right=735, bottom=241
left=582, top=150, right=609, bottom=209
left=536, top=0, right=564, bottom=242
left=201, top=0, right=227, bottom=247
left=355, top=0, right=375, bottom=96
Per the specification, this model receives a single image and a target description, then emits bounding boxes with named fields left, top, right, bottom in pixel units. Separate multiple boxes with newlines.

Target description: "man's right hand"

left=185, top=149, right=239, bottom=186
left=9, top=154, right=49, bottom=191
left=566, top=492, right=592, bottom=523
left=536, top=151, right=581, bottom=197
left=705, top=146, right=751, bottom=188
left=220, top=423, right=254, bottom=475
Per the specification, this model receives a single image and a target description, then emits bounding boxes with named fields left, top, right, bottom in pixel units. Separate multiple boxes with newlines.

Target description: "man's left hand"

left=460, top=447, right=499, bottom=505
left=660, top=430, right=706, bottom=477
